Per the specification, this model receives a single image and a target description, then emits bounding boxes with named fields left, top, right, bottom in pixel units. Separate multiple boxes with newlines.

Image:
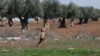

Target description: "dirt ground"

left=1, top=19, right=100, bottom=37
left=54, top=19, right=100, bottom=37
left=0, top=19, right=100, bottom=48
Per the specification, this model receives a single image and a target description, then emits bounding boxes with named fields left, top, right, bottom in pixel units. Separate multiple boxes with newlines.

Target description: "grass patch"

left=0, top=48, right=100, bottom=56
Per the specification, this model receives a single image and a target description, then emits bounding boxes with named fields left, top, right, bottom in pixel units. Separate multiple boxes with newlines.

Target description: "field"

left=0, top=48, right=100, bottom=56
left=0, top=19, right=100, bottom=56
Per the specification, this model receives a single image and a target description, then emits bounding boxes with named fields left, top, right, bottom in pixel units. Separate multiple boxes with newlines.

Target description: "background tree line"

left=0, top=0, right=100, bottom=29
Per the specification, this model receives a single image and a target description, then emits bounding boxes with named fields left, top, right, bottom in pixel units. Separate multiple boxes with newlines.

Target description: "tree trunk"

left=17, top=10, right=30, bottom=30
left=18, top=15, right=28, bottom=30
left=43, top=14, right=48, bottom=27
left=20, top=17, right=28, bottom=30
left=59, top=17, right=66, bottom=28
left=58, top=17, right=62, bottom=22
left=78, top=18, right=83, bottom=25
left=83, top=18, right=89, bottom=24
left=43, top=19, right=47, bottom=27
left=35, top=17, right=39, bottom=24
left=95, top=18, right=98, bottom=21
left=0, top=20, right=4, bottom=27
left=8, top=18, right=13, bottom=27
left=92, top=17, right=98, bottom=21
left=69, top=18, right=74, bottom=27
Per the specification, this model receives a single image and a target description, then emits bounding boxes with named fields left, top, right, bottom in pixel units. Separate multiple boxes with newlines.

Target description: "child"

left=36, top=28, right=47, bottom=47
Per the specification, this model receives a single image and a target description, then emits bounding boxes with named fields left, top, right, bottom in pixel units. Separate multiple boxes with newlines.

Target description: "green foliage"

left=29, top=0, right=43, bottom=17
left=61, top=4, right=68, bottom=17
left=42, top=0, right=60, bottom=18
left=67, top=2, right=78, bottom=18
left=0, top=48, right=100, bottom=56
left=0, top=0, right=100, bottom=20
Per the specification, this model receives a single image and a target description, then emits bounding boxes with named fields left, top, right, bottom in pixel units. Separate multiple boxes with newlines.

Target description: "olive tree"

left=6, top=0, right=42, bottom=30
